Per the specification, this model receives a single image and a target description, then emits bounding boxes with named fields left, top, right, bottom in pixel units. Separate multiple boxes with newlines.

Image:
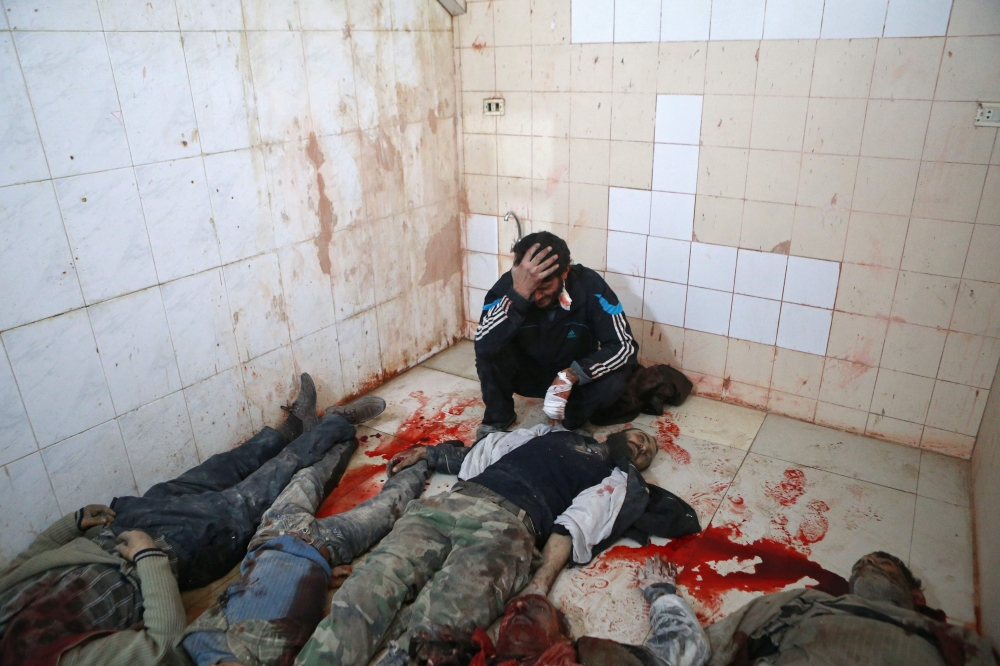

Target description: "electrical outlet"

left=484, top=98, right=505, bottom=116
left=974, top=103, right=1000, bottom=128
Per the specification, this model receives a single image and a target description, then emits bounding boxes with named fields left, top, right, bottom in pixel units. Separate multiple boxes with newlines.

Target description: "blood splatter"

left=795, top=500, right=831, bottom=545
left=586, top=522, right=849, bottom=624
left=316, top=391, right=481, bottom=518
left=764, top=469, right=806, bottom=507
left=652, top=416, right=690, bottom=465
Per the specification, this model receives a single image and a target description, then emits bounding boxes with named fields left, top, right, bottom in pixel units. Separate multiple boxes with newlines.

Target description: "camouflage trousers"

left=294, top=492, right=537, bottom=666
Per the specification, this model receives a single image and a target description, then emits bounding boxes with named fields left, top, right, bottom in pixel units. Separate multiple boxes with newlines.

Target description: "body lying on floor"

left=1, top=375, right=995, bottom=666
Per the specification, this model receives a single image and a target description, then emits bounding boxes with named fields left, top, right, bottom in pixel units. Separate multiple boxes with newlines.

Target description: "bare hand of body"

left=114, top=530, right=156, bottom=562
left=511, top=244, right=560, bottom=300
left=80, top=504, right=116, bottom=530
left=387, top=445, right=427, bottom=477
left=637, top=554, right=678, bottom=588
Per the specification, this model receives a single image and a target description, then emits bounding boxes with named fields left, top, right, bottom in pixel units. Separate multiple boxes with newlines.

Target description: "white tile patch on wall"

left=730, top=294, right=782, bottom=345
left=650, top=192, right=695, bottom=241
left=571, top=0, right=954, bottom=42
left=685, top=286, right=733, bottom=336
left=652, top=143, right=700, bottom=194
left=654, top=95, right=703, bottom=145
left=689, top=242, right=738, bottom=292
left=466, top=214, right=500, bottom=255
left=643, top=279, right=687, bottom=326
left=608, top=187, right=652, bottom=234
left=645, top=237, right=690, bottom=285
left=735, top=250, right=787, bottom=301
left=607, top=231, right=649, bottom=277
left=777, top=302, right=835, bottom=356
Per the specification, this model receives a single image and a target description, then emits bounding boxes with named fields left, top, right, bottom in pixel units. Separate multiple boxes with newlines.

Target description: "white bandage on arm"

left=543, top=371, right=573, bottom=420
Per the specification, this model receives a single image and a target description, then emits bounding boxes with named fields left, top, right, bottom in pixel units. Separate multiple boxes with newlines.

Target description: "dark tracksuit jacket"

left=474, top=265, right=639, bottom=386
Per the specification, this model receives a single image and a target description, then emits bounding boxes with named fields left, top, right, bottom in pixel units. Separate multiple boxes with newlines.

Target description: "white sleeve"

left=457, top=424, right=553, bottom=480
left=553, top=468, right=629, bottom=564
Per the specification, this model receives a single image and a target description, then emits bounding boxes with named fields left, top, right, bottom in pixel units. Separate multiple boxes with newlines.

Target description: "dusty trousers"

left=293, top=492, right=537, bottom=666
left=109, top=414, right=356, bottom=590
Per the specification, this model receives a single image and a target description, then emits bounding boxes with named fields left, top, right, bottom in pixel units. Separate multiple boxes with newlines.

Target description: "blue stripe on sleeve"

left=594, top=294, right=624, bottom=315
left=482, top=298, right=503, bottom=311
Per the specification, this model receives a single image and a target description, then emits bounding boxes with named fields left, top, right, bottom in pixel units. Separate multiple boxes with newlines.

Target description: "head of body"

left=849, top=551, right=926, bottom=610
left=602, top=428, right=658, bottom=470
left=512, top=232, right=572, bottom=309
left=496, top=594, right=572, bottom=662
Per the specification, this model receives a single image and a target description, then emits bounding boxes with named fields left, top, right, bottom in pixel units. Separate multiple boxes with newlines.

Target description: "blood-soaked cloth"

left=589, top=364, right=693, bottom=427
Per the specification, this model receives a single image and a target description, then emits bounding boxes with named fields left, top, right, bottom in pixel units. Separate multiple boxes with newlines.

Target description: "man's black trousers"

left=477, top=344, right=630, bottom=431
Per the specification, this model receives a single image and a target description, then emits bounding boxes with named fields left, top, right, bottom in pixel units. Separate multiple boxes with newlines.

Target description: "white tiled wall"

left=457, top=0, right=1000, bottom=459
left=0, top=0, right=462, bottom=566
left=571, top=0, right=954, bottom=42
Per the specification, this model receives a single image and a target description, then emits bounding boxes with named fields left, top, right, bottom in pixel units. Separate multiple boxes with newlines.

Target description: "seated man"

left=461, top=555, right=709, bottom=666
left=182, top=453, right=433, bottom=666
left=474, top=232, right=638, bottom=438
left=294, top=424, right=701, bottom=666
left=706, top=550, right=997, bottom=666
left=0, top=374, right=383, bottom=665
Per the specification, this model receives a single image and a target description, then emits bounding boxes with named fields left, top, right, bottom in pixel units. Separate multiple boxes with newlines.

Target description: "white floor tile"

left=917, top=450, right=969, bottom=507
left=646, top=395, right=766, bottom=450
left=421, top=340, right=478, bottom=382
left=750, top=414, right=920, bottom=492
left=909, top=495, right=975, bottom=625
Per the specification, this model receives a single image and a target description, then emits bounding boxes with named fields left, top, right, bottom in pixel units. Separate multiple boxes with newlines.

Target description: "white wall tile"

left=783, top=256, right=840, bottom=308
left=883, top=0, right=953, bottom=37
left=660, top=0, right=711, bottom=41
left=0, top=453, right=62, bottom=567
left=204, top=148, right=276, bottom=265
left=467, top=251, right=500, bottom=290
left=643, top=278, right=687, bottom=326
left=183, top=31, right=256, bottom=155
left=735, top=249, right=787, bottom=300
left=338, top=308, right=383, bottom=398
left=278, top=241, right=338, bottom=340
left=184, top=367, right=253, bottom=461
left=685, top=286, right=733, bottom=335
left=247, top=31, right=312, bottom=144
left=118, top=391, right=198, bottom=495
left=5, top=0, right=103, bottom=30
left=652, top=143, right=700, bottom=194
left=730, top=294, right=781, bottom=344
left=14, top=31, right=131, bottom=179
left=291, top=324, right=345, bottom=409
left=304, top=31, right=358, bottom=138
left=299, top=0, right=349, bottom=29
left=615, top=0, right=662, bottom=43
left=224, top=253, right=291, bottom=363
left=161, top=268, right=239, bottom=387
left=41, top=420, right=137, bottom=512
left=689, top=242, right=738, bottom=291
left=242, top=0, right=299, bottom=30
left=607, top=231, right=648, bottom=277
left=242, top=344, right=296, bottom=430
left=2, top=310, right=114, bottom=447
left=650, top=192, right=695, bottom=240
left=777, top=302, right=833, bottom=355
left=605, top=272, right=646, bottom=319
left=90, top=287, right=182, bottom=415
left=136, top=157, right=222, bottom=283
left=608, top=187, right=652, bottom=234
left=98, top=0, right=180, bottom=30
left=655, top=95, right=703, bottom=145
left=54, top=168, right=158, bottom=304
left=176, top=0, right=244, bottom=30
left=107, top=33, right=200, bottom=165
left=467, top=214, right=500, bottom=254
left=645, top=237, right=691, bottom=284
left=821, top=0, right=890, bottom=38
left=352, top=31, right=396, bottom=133
left=0, top=182, right=84, bottom=331
left=264, top=140, right=322, bottom=249
left=0, top=348, right=37, bottom=467
left=572, top=0, right=615, bottom=43
left=763, top=0, right=825, bottom=39
left=0, top=35, right=49, bottom=188
left=710, top=0, right=766, bottom=39
left=468, top=287, right=490, bottom=323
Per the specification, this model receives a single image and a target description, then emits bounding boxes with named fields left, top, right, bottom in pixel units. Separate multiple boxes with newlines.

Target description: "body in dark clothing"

left=475, top=263, right=638, bottom=430
left=468, top=430, right=615, bottom=544
left=108, top=413, right=356, bottom=590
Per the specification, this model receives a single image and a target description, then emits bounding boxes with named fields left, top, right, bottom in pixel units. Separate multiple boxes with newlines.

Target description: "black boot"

left=280, top=373, right=319, bottom=433
left=323, top=395, right=386, bottom=424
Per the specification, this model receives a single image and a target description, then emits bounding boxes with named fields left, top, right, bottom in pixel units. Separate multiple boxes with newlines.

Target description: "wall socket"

left=484, top=98, right=505, bottom=116
left=974, top=103, right=1000, bottom=128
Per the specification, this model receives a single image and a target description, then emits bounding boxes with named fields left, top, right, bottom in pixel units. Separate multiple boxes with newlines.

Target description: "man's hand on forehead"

left=512, top=243, right=560, bottom=301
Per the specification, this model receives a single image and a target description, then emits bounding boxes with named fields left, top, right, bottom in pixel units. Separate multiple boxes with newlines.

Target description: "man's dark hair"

left=604, top=428, right=641, bottom=464
left=512, top=232, right=572, bottom=275
left=872, top=551, right=922, bottom=590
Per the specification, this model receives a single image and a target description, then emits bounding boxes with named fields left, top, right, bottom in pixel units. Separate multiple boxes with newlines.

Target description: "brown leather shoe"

left=323, top=396, right=386, bottom=424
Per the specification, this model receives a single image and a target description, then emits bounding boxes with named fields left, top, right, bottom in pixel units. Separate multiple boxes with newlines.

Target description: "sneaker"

left=323, top=396, right=386, bottom=424
left=280, top=373, right=319, bottom=432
